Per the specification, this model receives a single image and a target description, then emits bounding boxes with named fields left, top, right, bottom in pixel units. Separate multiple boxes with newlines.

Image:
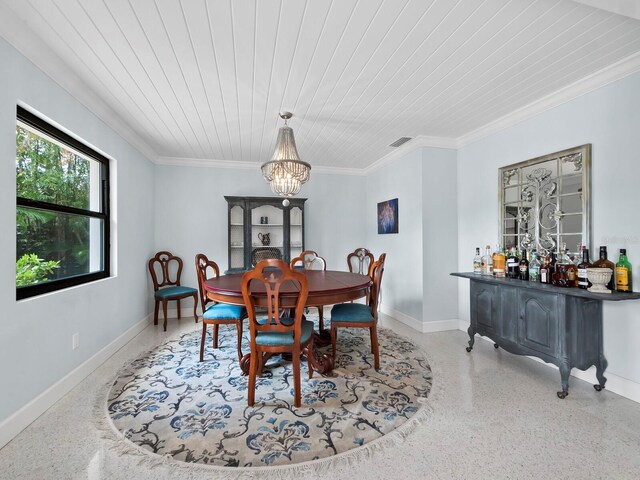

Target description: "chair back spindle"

left=149, top=251, right=184, bottom=290
left=290, top=250, right=326, bottom=271
left=347, top=248, right=374, bottom=276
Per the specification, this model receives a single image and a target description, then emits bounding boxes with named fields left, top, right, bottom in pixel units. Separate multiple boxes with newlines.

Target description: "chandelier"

left=261, top=112, right=311, bottom=206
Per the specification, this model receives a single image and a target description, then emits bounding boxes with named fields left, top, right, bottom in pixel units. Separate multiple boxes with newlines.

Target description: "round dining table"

left=204, top=269, right=371, bottom=375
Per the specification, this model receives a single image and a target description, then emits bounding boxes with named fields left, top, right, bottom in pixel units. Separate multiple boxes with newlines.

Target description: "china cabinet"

left=225, top=196, right=306, bottom=272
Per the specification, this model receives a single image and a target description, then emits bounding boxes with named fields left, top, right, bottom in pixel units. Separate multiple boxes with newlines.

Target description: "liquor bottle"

left=493, top=244, right=506, bottom=278
left=592, top=246, right=616, bottom=291
left=473, top=247, right=482, bottom=274
left=528, top=250, right=541, bottom=282
left=576, top=246, right=591, bottom=290
left=506, top=247, right=520, bottom=279
left=540, top=254, right=551, bottom=284
left=550, top=251, right=557, bottom=283
left=616, top=249, right=633, bottom=292
left=481, top=245, right=493, bottom=276
left=518, top=249, right=529, bottom=281
left=554, top=244, right=578, bottom=288
left=573, top=244, right=582, bottom=266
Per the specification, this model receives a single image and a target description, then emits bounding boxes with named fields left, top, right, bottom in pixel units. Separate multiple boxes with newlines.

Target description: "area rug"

left=99, top=316, right=432, bottom=475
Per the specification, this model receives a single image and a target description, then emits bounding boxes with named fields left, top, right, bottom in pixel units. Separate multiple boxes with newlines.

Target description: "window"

left=16, top=106, right=110, bottom=299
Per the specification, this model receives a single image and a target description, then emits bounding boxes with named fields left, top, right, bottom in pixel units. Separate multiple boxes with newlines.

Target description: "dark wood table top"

left=205, top=270, right=371, bottom=307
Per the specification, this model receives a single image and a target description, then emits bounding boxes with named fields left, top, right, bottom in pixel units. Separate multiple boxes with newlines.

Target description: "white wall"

left=366, top=150, right=423, bottom=323
left=422, top=148, right=458, bottom=328
left=457, top=71, right=640, bottom=399
left=364, top=147, right=458, bottom=330
left=0, top=39, right=155, bottom=432
left=153, top=165, right=367, bottom=309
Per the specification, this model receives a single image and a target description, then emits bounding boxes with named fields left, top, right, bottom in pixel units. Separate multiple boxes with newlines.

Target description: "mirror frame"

left=498, top=144, right=591, bottom=256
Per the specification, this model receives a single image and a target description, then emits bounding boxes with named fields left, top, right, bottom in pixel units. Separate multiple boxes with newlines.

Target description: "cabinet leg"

left=557, top=362, right=571, bottom=399
left=594, top=355, right=608, bottom=392
left=466, top=325, right=476, bottom=352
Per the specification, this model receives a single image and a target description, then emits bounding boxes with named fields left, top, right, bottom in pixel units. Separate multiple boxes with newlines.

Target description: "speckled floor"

left=1, top=314, right=639, bottom=480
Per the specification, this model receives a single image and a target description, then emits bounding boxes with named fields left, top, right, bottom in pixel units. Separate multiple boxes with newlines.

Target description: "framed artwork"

left=377, top=198, right=398, bottom=234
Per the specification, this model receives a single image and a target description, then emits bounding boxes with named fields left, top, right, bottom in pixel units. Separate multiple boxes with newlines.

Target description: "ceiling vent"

left=388, top=137, right=413, bottom=148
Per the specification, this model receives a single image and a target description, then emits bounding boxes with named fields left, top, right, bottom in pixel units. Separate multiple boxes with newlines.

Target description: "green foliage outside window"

left=16, top=253, right=60, bottom=287
left=16, top=125, right=92, bottom=286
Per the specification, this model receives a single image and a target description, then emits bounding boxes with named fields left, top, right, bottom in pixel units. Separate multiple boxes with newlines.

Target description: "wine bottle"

left=592, top=246, right=616, bottom=291
left=473, top=247, right=482, bottom=274
left=528, top=250, right=541, bottom=282
left=549, top=251, right=557, bottom=285
left=540, top=254, right=551, bottom=284
left=616, top=248, right=633, bottom=292
left=518, top=249, right=529, bottom=281
left=577, top=246, right=591, bottom=290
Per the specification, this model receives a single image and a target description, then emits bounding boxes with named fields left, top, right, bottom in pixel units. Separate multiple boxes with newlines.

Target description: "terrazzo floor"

left=1, top=314, right=639, bottom=479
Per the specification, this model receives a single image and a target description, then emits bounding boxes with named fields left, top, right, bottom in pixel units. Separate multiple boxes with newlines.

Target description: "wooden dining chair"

left=242, top=259, right=314, bottom=407
left=347, top=247, right=375, bottom=276
left=290, top=250, right=327, bottom=330
left=148, top=251, right=198, bottom=331
left=195, top=253, right=247, bottom=363
left=331, top=253, right=386, bottom=370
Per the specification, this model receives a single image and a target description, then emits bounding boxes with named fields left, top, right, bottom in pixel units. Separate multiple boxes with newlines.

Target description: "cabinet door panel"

left=470, top=282, right=498, bottom=336
left=499, top=285, right=518, bottom=343
left=518, top=291, right=558, bottom=357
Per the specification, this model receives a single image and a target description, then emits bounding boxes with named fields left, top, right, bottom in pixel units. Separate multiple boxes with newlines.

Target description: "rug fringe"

left=94, top=381, right=434, bottom=479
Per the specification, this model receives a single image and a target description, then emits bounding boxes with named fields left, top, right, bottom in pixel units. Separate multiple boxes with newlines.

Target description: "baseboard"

left=457, top=320, right=640, bottom=404
left=0, top=314, right=152, bottom=450
left=160, top=306, right=201, bottom=320
left=381, top=307, right=459, bottom=333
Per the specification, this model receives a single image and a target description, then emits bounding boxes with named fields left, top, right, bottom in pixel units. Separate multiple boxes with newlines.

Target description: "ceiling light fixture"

left=261, top=112, right=311, bottom=207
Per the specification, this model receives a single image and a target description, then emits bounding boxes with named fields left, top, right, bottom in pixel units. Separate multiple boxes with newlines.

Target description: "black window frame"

left=16, top=106, right=111, bottom=300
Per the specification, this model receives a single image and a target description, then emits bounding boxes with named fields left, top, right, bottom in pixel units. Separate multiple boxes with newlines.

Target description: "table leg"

left=304, top=332, right=335, bottom=375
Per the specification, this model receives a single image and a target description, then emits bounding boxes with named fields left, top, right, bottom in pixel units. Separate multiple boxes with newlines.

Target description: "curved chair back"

left=242, top=259, right=309, bottom=337
left=347, top=248, right=375, bottom=276
left=195, top=253, right=220, bottom=313
left=290, top=250, right=326, bottom=271
left=368, top=253, right=386, bottom=316
left=148, top=251, right=184, bottom=291
left=251, top=247, right=282, bottom=266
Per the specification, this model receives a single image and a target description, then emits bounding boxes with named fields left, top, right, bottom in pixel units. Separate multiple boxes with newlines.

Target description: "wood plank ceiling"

left=1, top=0, right=640, bottom=170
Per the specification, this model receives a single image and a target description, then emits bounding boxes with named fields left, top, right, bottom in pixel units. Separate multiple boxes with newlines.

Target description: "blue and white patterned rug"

left=101, top=316, right=432, bottom=474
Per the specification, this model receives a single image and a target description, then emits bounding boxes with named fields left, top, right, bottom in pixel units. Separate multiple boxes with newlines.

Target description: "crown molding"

left=364, top=135, right=458, bottom=174
left=457, top=51, right=640, bottom=148
left=155, top=156, right=259, bottom=169
left=0, top=3, right=159, bottom=164
left=155, top=156, right=365, bottom=175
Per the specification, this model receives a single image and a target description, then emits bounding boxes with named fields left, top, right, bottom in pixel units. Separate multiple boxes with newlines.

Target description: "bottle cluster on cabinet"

left=472, top=243, right=633, bottom=293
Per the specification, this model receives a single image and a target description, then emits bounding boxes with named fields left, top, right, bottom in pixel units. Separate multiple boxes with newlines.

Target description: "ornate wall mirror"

left=499, top=144, right=591, bottom=257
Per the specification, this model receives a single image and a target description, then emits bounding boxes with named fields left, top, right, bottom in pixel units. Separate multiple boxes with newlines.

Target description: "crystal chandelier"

left=261, top=112, right=311, bottom=206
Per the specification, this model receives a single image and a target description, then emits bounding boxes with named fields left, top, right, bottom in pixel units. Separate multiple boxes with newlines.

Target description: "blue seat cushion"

left=331, top=303, right=375, bottom=323
left=203, top=303, right=246, bottom=320
left=154, top=285, right=197, bottom=299
left=254, top=319, right=314, bottom=347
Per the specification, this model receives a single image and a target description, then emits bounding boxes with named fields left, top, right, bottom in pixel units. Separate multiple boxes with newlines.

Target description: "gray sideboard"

left=451, top=272, right=640, bottom=399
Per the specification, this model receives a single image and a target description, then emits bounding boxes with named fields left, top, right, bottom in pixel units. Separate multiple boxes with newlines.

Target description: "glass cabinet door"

left=290, top=206, right=304, bottom=261
left=228, top=204, right=245, bottom=270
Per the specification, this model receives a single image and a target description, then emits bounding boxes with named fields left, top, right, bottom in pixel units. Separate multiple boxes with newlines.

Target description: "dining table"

left=204, top=269, right=371, bottom=375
